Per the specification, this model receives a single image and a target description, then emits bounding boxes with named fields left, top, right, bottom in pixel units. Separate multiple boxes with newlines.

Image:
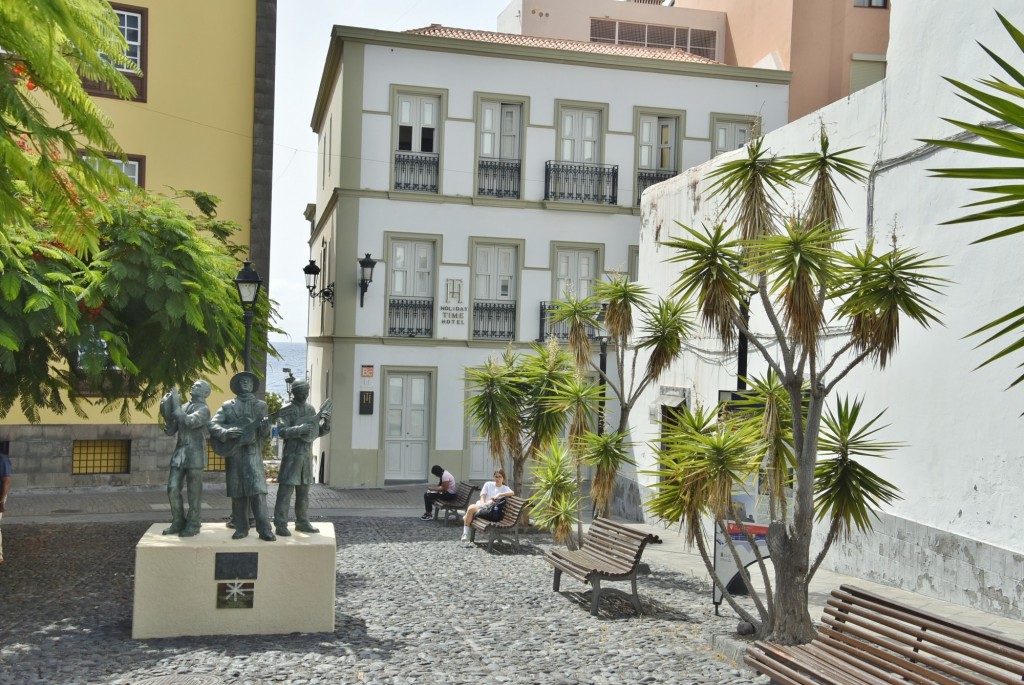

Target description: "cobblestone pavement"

left=0, top=518, right=764, bottom=685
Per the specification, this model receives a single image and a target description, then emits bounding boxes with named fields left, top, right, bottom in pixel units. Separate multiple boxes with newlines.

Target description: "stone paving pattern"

left=0, top=517, right=763, bottom=685
left=2, top=484, right=1022, bottom=684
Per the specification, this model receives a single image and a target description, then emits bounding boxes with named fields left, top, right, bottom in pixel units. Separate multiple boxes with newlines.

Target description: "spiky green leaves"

left=706, top=137, right=790, bottom=242
left=835, top=242, right=947, bottom=367
left=664, top=223, right=749, bottom=346
left=528, top=442, right=581, bottom=547
left=814, top=397, right=903, bottom=539
left=926, top=11, right=1024, bottom=388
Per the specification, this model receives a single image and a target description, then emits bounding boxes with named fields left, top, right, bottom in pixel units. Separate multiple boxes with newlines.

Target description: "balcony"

left=537, top=301, right=606, bottom=342
left=394, top=152, right=439, bottom=193
left=388, top=298, right=433, bottom=337
left=636, top=169, right=674, bottom=206
left=544, top=161, right=618, bottom=205
left=472, top=302, right=517, bottom=340
left=477, top=159, right=521, bottom=199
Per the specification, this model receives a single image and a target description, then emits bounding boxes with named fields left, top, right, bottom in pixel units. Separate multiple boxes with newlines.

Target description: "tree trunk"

left=766, top=523, right=816, bottom=644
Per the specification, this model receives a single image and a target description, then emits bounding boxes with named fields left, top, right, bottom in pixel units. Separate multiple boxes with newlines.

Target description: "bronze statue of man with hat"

left=273, top=379, right=332, bottom=536
left=208, top=371, right=276, bottom=541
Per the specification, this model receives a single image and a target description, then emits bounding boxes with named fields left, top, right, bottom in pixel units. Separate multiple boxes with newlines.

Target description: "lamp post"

left=283, top=367, right=296, bottom=401
left=234, top=260, right=262, bottom=372
left=598, top=335, right=609, bottom=435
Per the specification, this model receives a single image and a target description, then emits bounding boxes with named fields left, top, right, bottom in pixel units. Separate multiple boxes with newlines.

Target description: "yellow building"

left=0, top=0, right=276, bottom=488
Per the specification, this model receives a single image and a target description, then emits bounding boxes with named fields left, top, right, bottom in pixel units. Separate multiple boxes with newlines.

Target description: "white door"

left=555, top=248, right=597, bottom=299
left=384, top=373, right=430, bottom=480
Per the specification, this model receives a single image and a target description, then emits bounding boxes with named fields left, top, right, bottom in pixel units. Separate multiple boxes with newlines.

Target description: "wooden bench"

left=468, top=495, right=528, bottom=552
left=431, top=481, right=478, bottom=525
left=544, top=517, right=661, bottom=616
left=745, top=584, right=1024, bottom=684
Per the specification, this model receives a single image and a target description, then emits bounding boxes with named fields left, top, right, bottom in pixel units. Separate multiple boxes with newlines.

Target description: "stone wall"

left=1, top=424, right=224, bottom=489
left=816, top=511, right=1024, bottom=621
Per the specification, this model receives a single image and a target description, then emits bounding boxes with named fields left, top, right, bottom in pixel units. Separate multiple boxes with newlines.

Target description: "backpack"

left=476, top=497, right=507, bottom=522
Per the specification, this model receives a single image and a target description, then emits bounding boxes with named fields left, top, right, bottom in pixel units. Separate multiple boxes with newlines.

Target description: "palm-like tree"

left=547, top=278, right=693, bottom=517
left=655, top=129, right=947, bottom=644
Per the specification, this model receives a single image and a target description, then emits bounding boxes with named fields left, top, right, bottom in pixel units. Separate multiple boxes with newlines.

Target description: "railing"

left=388, top=298, right=433, bottom=337
left=472, top=302, right=517, bottom=340
left=636, top=169, right=674, bottom=206
left=394, top=152, right=439, bottom=193
left=544, top=161, right=618, bottom=205
left=537, top=301, right=606, bottom=342
left=477, top=159, right=521, bottom=199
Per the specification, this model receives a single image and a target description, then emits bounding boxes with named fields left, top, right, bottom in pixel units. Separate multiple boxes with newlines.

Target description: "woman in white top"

left=461, top=469, right=513, bottom=542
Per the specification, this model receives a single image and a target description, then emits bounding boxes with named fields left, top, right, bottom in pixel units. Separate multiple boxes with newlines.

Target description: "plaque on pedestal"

left=132, top=522, right=336, bottom=639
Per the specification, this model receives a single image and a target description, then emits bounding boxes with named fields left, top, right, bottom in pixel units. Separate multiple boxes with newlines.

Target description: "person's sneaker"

left=460, top=534, right=469, bottom=543
left=419, top=513, right=432, bottom=521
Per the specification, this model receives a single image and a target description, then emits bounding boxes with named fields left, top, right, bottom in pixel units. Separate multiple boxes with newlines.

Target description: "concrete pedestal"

left=132, top=522, right=336, bottom=639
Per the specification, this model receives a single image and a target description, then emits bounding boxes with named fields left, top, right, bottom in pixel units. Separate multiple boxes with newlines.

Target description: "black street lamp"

left=283, top=367, right=296, bottom=400
left=598, top=335, right=609, bottom=435
left=234, top=260, right=262, bottom=372
left=358, top=253, right=377, bottom=308
left=303, top=259, right=334, bottom=306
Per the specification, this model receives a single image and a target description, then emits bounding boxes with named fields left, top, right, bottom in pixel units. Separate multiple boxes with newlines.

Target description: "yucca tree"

left=528, top=441, right=582, bottom=549
left=579, top=430, right=635, bottom=521
left=547, top=278, right=693, bottom=517
left=464, top=340, right=575, bottom=494
left=926, top=11, right=1024, bottom=391
left=658, top=129, right=947, bottom=644
left=646, top=389, right=904, bottom=638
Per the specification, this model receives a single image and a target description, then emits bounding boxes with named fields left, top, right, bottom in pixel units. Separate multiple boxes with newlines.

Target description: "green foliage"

left=0, top=0, right=139, bottom=255
left=655, top=128, right=944, bottom=642
left=0, top=190, right=281, bottom=422
left=527, top=442, right=580, bottom=549
left=579, top=429, right=634, bottom=518
left=926, top=11, right=1024, bottom=386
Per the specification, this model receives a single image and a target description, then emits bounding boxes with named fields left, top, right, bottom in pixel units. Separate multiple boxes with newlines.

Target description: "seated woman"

left=461, top=468, right=513, bottom=542
left=421, top=464, right=458, bottom=521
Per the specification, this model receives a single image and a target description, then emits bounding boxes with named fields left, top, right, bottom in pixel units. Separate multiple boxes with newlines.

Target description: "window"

left=628, top=246, right=639, bottom=283
left=397, top=94, right=439, bottom=153
left=72, top=439, right=130, bottom=474
left=478, top=100, right=523, bottom=198
left=637, top=114, right=677, bottom=204
left=851, top=55, right=886, bottom=94
left=853, top=0, right=887, bottom=7
left=472, top=242, right=518, bottom=340
left=83, top=153, right=146, bottom=188
left=205, top=444, right=225, bottom=472
left=555, top=247, right=598, bottom=299
left=560, top=108, right=601, bottom=164
left=712, top=116, right=755, bottom=157
left=388, top=238, right=435, bottom=337
left=85, top=4, right=147, bottom=102
left=394, top=92, right=441, bottom=192
left=589, top=19, right=717, bottom=59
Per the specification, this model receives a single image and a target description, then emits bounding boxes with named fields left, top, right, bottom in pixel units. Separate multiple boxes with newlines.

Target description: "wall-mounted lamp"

left=303, top=259, right=334, bottom=306
left=358, top=253, right=377, bottom=308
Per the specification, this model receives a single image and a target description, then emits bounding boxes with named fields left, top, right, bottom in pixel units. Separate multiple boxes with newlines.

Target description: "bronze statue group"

left=160, top=371, right=332, bottom=541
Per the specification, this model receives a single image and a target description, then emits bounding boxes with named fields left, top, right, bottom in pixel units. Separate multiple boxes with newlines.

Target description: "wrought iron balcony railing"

left=472, top=302, right=517, bottom=340
left=394, top=152, right=439, bottom=193
left=636, top=169, right=674, bottom=206
left=537, top=301, right=606, bottom=342
left=477, top=159, right=521, bottom=199
left=544, top=161, right=618, bottom=205
left=388, top=298, right=433, bottom=337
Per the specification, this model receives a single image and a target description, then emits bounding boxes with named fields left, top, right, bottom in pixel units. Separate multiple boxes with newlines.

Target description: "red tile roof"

left=405, top=25, right=719, bottom=64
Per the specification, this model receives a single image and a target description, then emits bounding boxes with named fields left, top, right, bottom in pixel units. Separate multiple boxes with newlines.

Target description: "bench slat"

left=746, top=585, right=1024, bottom=685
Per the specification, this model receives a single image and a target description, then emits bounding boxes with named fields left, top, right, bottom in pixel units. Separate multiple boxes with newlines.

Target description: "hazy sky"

left=269, top=0, right=512, bottom=340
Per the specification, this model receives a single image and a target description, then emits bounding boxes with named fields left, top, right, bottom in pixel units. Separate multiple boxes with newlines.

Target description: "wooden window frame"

left=84, top=3, right=148, bottom=102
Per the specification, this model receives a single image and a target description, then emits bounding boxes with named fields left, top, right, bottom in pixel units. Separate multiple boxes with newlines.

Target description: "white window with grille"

left=560, top=109, right=601, bottom=164
left=397, top=94, right=440, bottom=153
left=712, top=117, right=754, bottom=157
left=479, top=102, right=521, bottom=160
left=555, top=248, right=597, bottom=299
left=638, top=115, right=676, bottom=171
left=588, top=18, right=717, bottom=59
left=390, top=240, right=434, bottom=298
left=115, top=9, right=142, bottom=70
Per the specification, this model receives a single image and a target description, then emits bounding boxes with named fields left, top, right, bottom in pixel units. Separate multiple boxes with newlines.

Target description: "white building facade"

left=635, top=2, right=1024, bottom=619
left=306, top=25, right=788, bottom=488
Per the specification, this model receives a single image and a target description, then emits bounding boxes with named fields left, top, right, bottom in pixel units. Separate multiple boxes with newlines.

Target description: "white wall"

left=638, top=1, right=1024, bottom=556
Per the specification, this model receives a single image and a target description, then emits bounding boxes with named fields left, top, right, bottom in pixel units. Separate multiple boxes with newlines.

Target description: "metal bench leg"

left=590, top=579, right=602, bottom=616
left=553, top=568, right=562, bottom=592
left=487, top=529, right=496, bottom=553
